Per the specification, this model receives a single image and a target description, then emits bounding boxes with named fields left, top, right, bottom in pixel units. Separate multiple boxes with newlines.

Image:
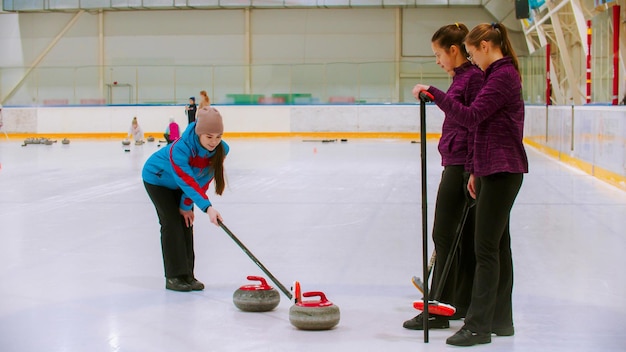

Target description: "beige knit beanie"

left=195, top=107, right=224, bottom=135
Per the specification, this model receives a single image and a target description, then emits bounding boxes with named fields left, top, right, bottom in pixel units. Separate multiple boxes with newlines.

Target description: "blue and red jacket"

left=142, top=122, right=229, bottom=212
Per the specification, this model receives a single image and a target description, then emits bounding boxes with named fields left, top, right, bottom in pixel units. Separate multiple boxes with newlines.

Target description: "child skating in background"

left=164, top=117, right=180, bottom=144
left=127, top=116, right=144, bottom=144
left=413, top=22, right=528, bottom=346
left=142, top=107, right=229, bottom=292
left=186, top=97, right=197, bottom=124
left=198, top=90, right=210, bottom=111
left=403, top=22, right=483, bottom=331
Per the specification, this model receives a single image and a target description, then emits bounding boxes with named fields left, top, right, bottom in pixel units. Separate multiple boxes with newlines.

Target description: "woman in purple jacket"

left=413, top=22, right=528, bottom=346
left=403, top=22, right=483, bottom=331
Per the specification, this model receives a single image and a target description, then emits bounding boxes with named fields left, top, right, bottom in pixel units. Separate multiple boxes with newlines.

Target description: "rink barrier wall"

left=1, top=104, right=625, bottom=191
left=524, top=105, right=626, bottom=191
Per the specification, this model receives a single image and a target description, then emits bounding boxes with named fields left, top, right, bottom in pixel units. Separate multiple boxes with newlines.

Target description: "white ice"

left=0, top=138, right=625, bottom=352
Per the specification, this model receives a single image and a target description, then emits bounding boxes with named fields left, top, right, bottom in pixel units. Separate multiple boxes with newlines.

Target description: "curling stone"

left=135, top=140, right=144, bottom=146
left=289, top=291, right=340, bottom=330
left=147, top=136, right=155, bottom=142
left=122, top=139, right=131, bottom=146
left=233, top=276, right=280, bottom=312
left=62, top=138, right=70, bottom=145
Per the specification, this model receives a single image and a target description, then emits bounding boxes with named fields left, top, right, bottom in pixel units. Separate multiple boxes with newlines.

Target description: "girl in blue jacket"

left=143, top=107, right=229, bottom=292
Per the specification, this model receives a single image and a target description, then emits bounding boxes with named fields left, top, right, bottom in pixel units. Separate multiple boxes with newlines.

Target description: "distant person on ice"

left=164, top=117, right=180, bottom=144
left=127, top=116, right=144, bottom=143
left=185, top=97, right=197, bottom=124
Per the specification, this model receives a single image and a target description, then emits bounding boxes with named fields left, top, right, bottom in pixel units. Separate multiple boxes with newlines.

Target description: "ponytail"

left=211, top=143, right=226, bottom=195
left=466, top=22, right=520, bottom=75
left=493, top=23, right=520, bottom=75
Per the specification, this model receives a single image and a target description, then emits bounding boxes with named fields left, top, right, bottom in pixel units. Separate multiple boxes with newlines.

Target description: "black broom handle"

left=218, top=221, right=293, bottom=300
left=419, top=91, right=433, bottom=342
left=431, top=201, right=472, bottom=301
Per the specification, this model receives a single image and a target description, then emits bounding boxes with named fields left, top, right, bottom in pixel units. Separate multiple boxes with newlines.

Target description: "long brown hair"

left=431, top=22, right=469, bottom=58
left=210, top=142, right=226, bottom=195
left=199, top=90, right=211, bottom=108
left=465, top=22, right=520, bottom=75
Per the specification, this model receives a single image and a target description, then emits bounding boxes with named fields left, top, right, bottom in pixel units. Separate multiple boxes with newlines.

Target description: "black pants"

left=463, top=172, right=523, bottom=334
left=144, top=181, right=195, bottom=279
left=431, top=165, right=475, bottom=314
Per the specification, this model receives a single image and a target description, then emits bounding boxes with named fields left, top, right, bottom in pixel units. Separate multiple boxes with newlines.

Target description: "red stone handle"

left=246, top=275, right=271, bottom=289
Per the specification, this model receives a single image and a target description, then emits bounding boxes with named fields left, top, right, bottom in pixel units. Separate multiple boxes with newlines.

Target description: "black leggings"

left=431, top=165, right=475, bottom=314
left=463, top=172, right=523, bottom=334
left=144, top=182, right=195, bottom=279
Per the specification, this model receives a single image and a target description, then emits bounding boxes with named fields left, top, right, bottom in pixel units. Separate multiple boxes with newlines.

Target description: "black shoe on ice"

left=402, top=313, right=449, bottom=330
left=166, top=277, right=192, bottom=292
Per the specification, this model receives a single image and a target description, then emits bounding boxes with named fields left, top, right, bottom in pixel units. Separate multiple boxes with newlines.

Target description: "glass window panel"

left=321, top=0, right=350, bottom=6
left=36, top=67, right=76, bottom=104
left=111, top=0, right=142, bottom=7
left=1, top=67, right=37, bottom=105
left=49, top=0, right=79, bottom=9
left=284, top=0, right=318, bottom=6
left=142, top=0, right=177, bottom=6
left=218, top=0, right=251, bottom=7
left=291, top=64, right=325, bottom=103
left=251, top=0, right=284, bottom=7
left=449, top=0, right=481, bottom=4
left=350, top=0, right=382, bottom=6
left=74, top=67, right=104, bottom=104
left=107, top=67, right=136, bottom=104
left=213, top=66, right=246, bottom=104
left=357, top=62, right=395, bottom=103
left=13, top=0, right=44, bottom=10
left=174, top=66, right=215, bottom=105
left=80, top=0, right=111, bottom=8
left=188, top=0, right=220, bottom=5
left=383, top=0, right=413, bottom=5
left=137, top=66, right=176, bottom=104
left=251, top=64, right=291, bottom=101
left=3, top=0, right=14, bottom=10
left=414, top=0, right=447, bottom=5
left=326, top=63, right=359, bottom=103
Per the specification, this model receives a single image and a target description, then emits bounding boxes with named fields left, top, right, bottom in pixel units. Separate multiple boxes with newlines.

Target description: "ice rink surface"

left=1, top=138, right=625, bottom=352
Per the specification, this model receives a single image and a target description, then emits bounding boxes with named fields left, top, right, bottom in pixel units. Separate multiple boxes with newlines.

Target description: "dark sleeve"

left=429, top=70, right=519, bottom=129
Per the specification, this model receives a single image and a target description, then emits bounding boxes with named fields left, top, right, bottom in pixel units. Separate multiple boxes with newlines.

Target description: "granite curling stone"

left=61, top=138, right=70, bottom=145
left=233, top=276, right=280, bottom=312
left=289, top=291, right=340, bottom=330
left=122, top=139, right=131, bottom=146
left=147, top=135, right=155, bottom=142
